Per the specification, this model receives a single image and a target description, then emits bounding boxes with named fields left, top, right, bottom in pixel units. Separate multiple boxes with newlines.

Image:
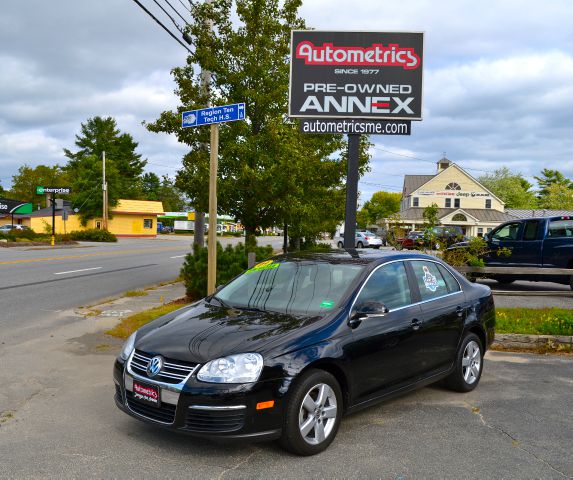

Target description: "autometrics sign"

left=289, top=31, right=424, bottom=120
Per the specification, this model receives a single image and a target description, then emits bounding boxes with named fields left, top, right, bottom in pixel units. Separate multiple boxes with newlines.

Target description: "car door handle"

left=411, top=318, right=422, bottom=330
left=456, top=306, right=464, bottom=317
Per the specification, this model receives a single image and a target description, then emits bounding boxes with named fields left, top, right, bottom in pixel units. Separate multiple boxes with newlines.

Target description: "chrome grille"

left=129, top=350, right=198, bottom=385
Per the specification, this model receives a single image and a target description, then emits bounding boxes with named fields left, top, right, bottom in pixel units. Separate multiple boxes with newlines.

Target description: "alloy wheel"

left=298, top=383, right=338, bottom=445
left=462, top=340, right=481, bottom=384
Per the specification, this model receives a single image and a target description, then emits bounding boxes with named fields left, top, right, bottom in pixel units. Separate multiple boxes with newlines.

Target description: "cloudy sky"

left=1, top=0, right=572, bottom=205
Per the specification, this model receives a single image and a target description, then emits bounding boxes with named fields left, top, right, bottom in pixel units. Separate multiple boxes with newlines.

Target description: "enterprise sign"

left=36, top=186, right=71, bottom=195
left=289, top=31, right=424, bottom=120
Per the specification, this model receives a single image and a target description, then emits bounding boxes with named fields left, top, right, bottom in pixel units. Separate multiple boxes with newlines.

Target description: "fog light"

left=256, top=400, right=275, bottom=410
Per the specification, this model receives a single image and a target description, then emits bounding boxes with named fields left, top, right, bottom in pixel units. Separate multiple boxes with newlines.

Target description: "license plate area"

left=132, top=380, right=161, bottom=408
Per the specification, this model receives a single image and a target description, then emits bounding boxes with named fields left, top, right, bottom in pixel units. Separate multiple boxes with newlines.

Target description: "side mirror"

left=349, top=301, right=389, bottom=327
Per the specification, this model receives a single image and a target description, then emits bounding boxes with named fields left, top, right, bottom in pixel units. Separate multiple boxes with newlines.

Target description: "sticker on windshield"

left=246, top=260, right=280, bottom=274
left=422, top=266, right=438, bottom=292
left=320, top=300, right=335, bottom=309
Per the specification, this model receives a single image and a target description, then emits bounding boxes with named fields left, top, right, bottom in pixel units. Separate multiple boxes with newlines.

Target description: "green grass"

left=496, top=308, right=573, bottom=336
left=106, top=302, right=188, bottom=339
left=124, top=290, right=148, bottom=297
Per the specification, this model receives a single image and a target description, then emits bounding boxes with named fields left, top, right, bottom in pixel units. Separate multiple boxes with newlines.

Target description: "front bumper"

left=113, top=358, right=287, bottom=441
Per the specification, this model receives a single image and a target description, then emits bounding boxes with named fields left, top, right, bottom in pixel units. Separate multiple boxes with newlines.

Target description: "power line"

left=162, top=0, right=189, bottom=25
left=151, top=0, right=187, bottom=34
left=176, top=0, right=192, bottom=13
left=370, top=145, right=496, bottom=175
left=131, top=0, right=193, bottom=53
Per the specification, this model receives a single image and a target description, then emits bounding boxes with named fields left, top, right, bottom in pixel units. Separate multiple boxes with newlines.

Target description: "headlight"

left=197, top=353, right=263, bottom=383
left=120, top=332, right=137, bottom=360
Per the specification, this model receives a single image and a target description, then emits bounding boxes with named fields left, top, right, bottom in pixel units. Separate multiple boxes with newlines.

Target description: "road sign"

left=182, top=103, right=246, bottom=128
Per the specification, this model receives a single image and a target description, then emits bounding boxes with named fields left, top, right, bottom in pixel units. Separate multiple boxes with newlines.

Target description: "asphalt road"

left=0, top=235, right=284, bottom=344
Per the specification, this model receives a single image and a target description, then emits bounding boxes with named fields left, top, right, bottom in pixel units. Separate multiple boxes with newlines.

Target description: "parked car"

left=426, top=225, right=466, bottom=248
left=336, top=230, right=383, bottom=249
left=0, top=224, right=28, bottom=232
left=395, top=231, right=425, bottom=250
left=452, top=216, right=573, bottom=289
left=114, top=250, right=494, bottom=455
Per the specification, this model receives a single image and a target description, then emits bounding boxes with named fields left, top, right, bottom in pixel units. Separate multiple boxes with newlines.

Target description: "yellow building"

left=22, top=199, right=164, bottom=237
left=397, top=157, right=515, bottom=237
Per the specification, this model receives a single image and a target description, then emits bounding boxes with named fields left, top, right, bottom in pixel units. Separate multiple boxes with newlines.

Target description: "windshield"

left=215, top=260, right=364, bottom=316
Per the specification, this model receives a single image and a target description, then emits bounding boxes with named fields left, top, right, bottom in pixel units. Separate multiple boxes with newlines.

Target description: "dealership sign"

left=289, top=31, right=424, bottom=120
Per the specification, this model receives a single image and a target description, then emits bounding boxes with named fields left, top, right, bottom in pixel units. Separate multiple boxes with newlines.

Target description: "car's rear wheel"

left=337, top=241, right=344, bottom=249
left=280, top=369, right=343, bottom=456
left=356, top=241, right=364, bottom=248
left=445, top=333, right=483, bottom=392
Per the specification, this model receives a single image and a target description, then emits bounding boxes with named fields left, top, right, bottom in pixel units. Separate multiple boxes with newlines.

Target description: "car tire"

left=445, top=333, right=483, bottom=393
left=337, top=241, right=344, bottom=249
left=569, top=275, right=573, bottom=291
left=356, top=241, right=364, bottom=248
left=279, top=369, right=343, bottom=456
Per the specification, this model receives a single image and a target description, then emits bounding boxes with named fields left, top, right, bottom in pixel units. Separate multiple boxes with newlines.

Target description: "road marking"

left=54, top=267, right=103, bottom=275
left=170, top=255, right=186, bottom=258
left=0, top=246, right=189, bottom=266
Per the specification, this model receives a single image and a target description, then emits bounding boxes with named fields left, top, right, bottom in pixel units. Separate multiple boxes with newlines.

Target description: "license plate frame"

left=132, top=380, right=161, bottom=408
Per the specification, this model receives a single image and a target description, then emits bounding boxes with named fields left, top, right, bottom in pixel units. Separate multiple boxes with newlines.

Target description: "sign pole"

left=207, top=123, right=219, bottom=295
left=344, top=134, right=360, bottom=249
left=51, top=196, right=56, bottom=246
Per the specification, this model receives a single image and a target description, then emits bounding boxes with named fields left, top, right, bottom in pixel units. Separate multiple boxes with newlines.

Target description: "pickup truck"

left=480, top=216, right=573, bottom=289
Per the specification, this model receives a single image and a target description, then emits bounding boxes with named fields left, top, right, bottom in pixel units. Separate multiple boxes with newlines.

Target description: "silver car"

left=336, top=231, right=383, bottom=249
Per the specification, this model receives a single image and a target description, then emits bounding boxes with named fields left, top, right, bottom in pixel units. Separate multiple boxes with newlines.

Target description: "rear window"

left=548, top=219, right=573, bottom=238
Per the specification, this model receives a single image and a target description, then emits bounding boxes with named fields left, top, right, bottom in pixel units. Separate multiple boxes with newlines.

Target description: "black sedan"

left=114, top=250, right=495, bottom=455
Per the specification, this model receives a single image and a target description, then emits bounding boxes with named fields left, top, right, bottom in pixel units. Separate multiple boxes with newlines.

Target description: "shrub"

left=68, top=229, right=118, bottom=242
left=4, top=229, right=38, bottom=241
left=181, top=242, right=274, bottom=299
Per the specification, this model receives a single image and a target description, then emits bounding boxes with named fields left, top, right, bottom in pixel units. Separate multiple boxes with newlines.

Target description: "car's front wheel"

left=445, top=333, right=483, bottom=392
left=280, top=369, right=343, bottom=456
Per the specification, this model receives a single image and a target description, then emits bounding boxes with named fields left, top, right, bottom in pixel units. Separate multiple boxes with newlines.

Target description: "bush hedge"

left=68, top=229, right=118, bottom=242
left=181, top=242, right=274, bottom=299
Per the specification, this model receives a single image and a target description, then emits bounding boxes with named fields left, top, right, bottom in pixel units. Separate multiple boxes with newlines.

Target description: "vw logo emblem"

left=146, top=356, right=163, bottom=378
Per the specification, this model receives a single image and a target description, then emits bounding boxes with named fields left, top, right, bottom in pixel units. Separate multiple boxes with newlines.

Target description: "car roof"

left=275, top=249, right=440, bottom=266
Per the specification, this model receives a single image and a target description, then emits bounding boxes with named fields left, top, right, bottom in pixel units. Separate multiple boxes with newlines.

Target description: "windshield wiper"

left=209, top=294, right=234, bottom=309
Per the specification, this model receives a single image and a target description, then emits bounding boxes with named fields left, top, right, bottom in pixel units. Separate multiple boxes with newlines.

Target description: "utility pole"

left=102, top=151, right=108, bottom=230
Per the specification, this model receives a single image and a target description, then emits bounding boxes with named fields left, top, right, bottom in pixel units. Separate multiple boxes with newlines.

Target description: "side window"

left=523, top=220, right=540, bottom=241
left=354, top=262, right=412, bottom=311
left=548, top=219, right=573, bottom=238
left=491, top=222, right=521, bottom=241
left=410, top=261, right=451, bottom=301
left=437, top=264, right=461, bottom=293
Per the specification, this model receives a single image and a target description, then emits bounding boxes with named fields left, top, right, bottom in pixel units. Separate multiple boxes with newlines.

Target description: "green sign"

left=36, top=186, right=71, bottom=195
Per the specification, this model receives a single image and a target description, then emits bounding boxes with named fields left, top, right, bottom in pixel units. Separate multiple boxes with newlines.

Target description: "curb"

left=493, top=333, right=573, bottom=350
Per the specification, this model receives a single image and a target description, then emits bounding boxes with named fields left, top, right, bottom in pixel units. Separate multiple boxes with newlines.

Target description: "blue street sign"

left=182, top=103, right=246, bottom=128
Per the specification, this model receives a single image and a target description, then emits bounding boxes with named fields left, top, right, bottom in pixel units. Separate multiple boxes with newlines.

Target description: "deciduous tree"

left=10, top=164, right=68, bottom=205
left=146, top=0, right=369, bottom=248
left=478, top=167, right=537, bottom=209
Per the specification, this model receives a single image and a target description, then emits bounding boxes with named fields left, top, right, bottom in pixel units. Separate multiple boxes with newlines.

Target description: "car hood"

left=134, top=301, right=327, bottom=364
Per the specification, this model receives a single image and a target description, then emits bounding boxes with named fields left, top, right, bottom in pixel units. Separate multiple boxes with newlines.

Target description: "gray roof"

left=402, top=175, right=434, bottom=197
left=506, top=209, right=573, bottom=219
left=398, top=208, right=515, bottom=223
